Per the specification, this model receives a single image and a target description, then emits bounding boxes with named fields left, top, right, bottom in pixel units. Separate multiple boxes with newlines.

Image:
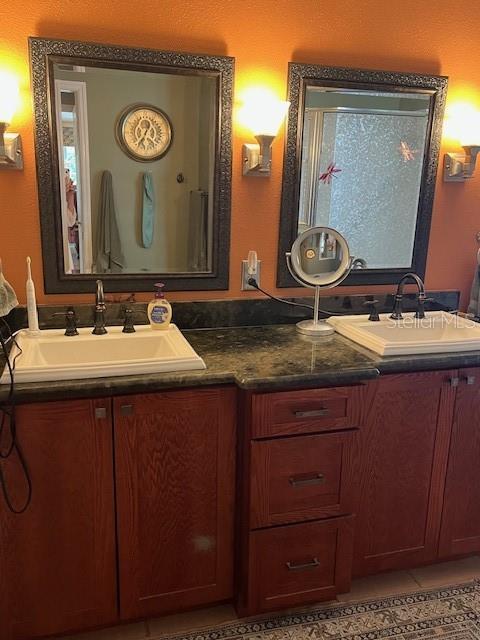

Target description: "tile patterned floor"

left=60, top=556, right=480, bottom=640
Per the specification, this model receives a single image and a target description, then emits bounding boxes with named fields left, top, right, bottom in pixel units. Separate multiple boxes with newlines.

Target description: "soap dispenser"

left=147, top=283, right=172, bottom=330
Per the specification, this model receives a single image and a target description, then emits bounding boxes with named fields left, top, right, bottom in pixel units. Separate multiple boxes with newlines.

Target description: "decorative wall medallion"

left=116, top=103, right=173, bottom=162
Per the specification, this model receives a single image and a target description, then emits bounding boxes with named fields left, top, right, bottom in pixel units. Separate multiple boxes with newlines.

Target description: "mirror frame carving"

left=29, top=36, right=234, bottom=293
left=277, top=62, right=448, bottom=287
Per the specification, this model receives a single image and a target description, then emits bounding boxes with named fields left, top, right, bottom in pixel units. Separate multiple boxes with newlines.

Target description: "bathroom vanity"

left=2, top=323, right=480, bottom=639
left=1, top=30, right=466, bottom=640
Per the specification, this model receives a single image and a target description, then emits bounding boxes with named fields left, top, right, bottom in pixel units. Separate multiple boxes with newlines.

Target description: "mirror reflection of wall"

left=53, top=64, right=217, bottom=276
left=298, top=88, right=431, bottom=269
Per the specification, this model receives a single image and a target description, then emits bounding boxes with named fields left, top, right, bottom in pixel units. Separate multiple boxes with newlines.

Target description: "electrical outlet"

left=241, top=260, right=261, bottom=290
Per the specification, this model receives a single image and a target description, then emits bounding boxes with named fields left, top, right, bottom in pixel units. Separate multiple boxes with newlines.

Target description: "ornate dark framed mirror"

left=277, top=63, right=448, bottom=287
left=29, top=37, right=234, bottom=293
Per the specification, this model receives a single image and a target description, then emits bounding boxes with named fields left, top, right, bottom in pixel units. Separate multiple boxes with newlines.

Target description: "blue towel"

left=142, top=172, right=155, bottom=249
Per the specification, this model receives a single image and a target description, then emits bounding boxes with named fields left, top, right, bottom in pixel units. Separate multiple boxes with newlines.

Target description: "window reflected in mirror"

left=298, top=88, right=430, bottom=269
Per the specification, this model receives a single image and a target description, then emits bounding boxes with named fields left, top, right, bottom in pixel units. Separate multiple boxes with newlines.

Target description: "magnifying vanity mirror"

left=29, top=37, right=234, bottom=293
left=287, top=226, right=353, bottom=336
left=278, top=63, right=448, bottom=287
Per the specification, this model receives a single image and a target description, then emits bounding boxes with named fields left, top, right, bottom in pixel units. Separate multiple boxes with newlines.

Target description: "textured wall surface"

left=1, top=0, right=479, bottom=307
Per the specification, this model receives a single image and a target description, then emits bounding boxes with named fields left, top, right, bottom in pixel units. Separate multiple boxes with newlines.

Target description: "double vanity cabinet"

left=1, top=368, right=480, bottom=639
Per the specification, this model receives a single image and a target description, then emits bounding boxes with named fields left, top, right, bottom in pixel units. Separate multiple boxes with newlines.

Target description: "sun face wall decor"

left=116, top=103, right=173, bottom=162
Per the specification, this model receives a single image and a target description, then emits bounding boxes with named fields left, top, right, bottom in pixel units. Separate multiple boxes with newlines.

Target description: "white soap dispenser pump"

left=26, top=257, right=40, bottom=335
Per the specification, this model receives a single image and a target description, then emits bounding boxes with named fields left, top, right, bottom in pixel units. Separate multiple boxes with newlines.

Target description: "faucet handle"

left=122, top=307, right=136, bottom=334
left=121, top=306, right=148, bottom=333
left=362, top=299, right=380, bottom=322
left=52, top=306, right=79, bottom=336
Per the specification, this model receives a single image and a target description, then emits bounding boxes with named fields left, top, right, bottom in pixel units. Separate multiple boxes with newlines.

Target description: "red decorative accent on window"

left=319, top=162, right=342, bottom=184
left=399, top=141, right=417, bottom=162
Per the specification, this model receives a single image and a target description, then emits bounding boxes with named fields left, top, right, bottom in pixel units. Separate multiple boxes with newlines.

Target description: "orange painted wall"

left=1, top=0, right=479, bottom=308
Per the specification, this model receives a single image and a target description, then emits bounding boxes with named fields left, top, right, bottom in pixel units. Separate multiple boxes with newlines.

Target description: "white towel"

left=0, top=259, right=18, bottom=317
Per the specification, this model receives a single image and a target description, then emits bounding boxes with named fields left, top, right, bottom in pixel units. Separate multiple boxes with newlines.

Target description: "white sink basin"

left=1, top=324, right=205, bottom=383
left=327, top=310, right=480, bottom=356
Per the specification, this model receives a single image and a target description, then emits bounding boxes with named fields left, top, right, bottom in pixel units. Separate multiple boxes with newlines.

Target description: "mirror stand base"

left=296, top=319, right=335, bottom=336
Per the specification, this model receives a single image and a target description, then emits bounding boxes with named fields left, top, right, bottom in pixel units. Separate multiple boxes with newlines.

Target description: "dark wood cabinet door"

left=353, top=371, right=457, bottom=576
left=439, top=368, right=480, bottom=558
left=114, top=387, right=236, bottom=620
left=0, top=399, right=117, bottom=640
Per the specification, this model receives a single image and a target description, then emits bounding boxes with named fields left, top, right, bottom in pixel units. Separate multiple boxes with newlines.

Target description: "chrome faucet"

left=92, top=279, right=107, bottom=335
left=390, top=273, right=427, bottom=320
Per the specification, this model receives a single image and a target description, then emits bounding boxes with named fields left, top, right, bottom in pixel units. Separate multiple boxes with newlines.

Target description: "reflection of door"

left=54, top=80, right=93, bottom=273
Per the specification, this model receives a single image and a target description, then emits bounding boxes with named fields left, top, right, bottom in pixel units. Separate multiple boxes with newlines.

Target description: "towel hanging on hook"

left=468, top=236, right=480, bottom=316
left=476, top=232, right=480, bottom=264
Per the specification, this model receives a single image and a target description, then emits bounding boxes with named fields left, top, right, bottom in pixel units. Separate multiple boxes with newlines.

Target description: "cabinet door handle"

left=450, top=377, right=460, bottom=387
left=289, top=473, right=325, bottom=487
left=293, top=408, right=329, bottom=418
left=95, top=407, right=107, bottom=419
left=120, top=404, right=134, bottom=416
left=464, top=375, right=476, bottom=385
left=286, top=557, right=320, bottom=571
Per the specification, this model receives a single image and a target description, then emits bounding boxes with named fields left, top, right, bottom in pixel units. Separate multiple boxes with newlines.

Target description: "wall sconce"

left=239, top=89, right=289, bottom=177
left=443, top=103, right=480, bottom=182
left=444, top=145, right=480, bottom=181
left=0, top=71, right=23, bottom=170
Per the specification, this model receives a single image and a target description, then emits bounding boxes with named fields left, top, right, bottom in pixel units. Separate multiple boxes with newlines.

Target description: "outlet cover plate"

left=241, top=260, right=262, bottom=290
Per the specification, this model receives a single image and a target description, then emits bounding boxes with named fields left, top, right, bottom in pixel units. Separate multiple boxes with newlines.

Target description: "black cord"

left=246, top=278, right=350, bottom=316
left=0, top=321, right=22, bottom=456
left=0, top=320, right=32, bottom=514
left=248, top=278, right=314, bottom=311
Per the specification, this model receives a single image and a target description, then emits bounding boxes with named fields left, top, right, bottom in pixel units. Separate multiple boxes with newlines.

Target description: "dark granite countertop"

left=0, top=325, right=378, bottom=403
left=3, top=321, right=480, bottom=403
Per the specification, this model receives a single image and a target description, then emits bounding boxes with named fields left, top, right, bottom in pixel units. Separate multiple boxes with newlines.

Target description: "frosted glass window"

left=298, top=89, right=430, bottom=270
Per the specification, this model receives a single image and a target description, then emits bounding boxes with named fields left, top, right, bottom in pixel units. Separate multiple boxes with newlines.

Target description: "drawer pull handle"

left=289, top=473, right=325, bottom=487
left=293, top=408, right=329, bottom=418
left=95, top=407, right=107, bottom=419
left=286, top=557, right=321, bottom=571
left=464, top=375, right=476, bottom=385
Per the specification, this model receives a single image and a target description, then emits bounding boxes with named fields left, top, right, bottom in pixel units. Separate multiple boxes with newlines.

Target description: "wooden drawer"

left=246, top=517, right=354, bottom=613
left=250, top=431, right=357, bottom=528
left=251, top=386, right=363, bottom=438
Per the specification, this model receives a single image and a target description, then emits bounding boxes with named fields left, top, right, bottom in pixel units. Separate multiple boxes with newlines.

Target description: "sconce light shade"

left=240, top=90, right=289, bottom=177
left=0, top=71, right=23, bottom=170
left=0, top=71, right=20, bottom=123
left=443, top=103, right=480, bottom=182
